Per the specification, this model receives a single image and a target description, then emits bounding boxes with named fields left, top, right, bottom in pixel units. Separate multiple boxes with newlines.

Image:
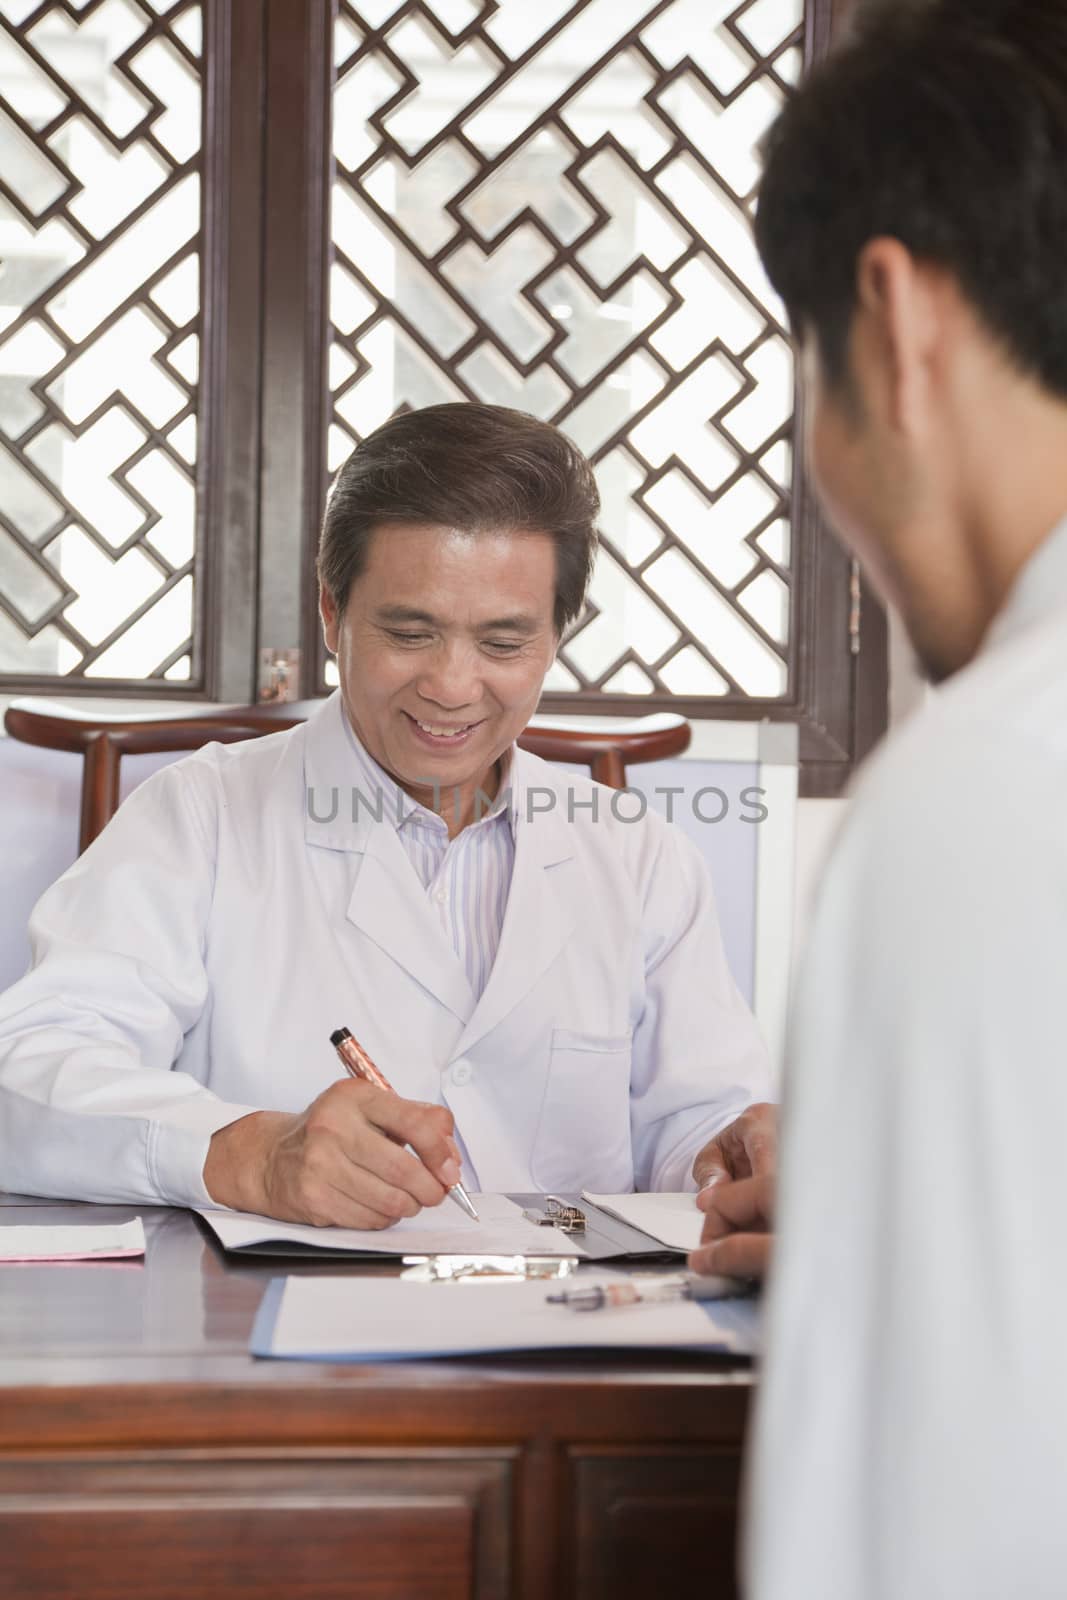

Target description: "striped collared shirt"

left=341, top=718, right=516, bottom=1002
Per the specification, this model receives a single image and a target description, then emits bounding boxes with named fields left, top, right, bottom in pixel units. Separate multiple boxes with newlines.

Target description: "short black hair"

left=318, top=403, right=600, bottom=635
left=755, top=0, right=1067, bottom=394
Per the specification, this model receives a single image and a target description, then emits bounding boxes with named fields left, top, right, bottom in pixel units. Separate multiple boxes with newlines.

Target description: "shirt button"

left=433, top=885, right=447, bottom=905
left=451, top=1059, right=473, bottom=1087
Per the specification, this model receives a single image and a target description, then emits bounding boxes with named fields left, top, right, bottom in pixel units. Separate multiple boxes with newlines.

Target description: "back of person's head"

left=755, top=0, right=1067, bottom=395
left=318, top=403, right=600, bottom=634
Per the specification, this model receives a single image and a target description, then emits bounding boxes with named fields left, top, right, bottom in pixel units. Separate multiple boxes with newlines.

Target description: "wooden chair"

left=4, top=698, right=690, bottom=853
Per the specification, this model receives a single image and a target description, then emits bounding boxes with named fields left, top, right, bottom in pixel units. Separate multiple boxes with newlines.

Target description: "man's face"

left=803, top=334, right=961, bottom=683
left=804, top=338, right=903, bottom=606
left=321, top=522, right=559, bottom=804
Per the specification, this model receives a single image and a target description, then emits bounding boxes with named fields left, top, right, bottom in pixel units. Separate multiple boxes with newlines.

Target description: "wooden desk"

left=0, top=1197, right=753, bottom=1600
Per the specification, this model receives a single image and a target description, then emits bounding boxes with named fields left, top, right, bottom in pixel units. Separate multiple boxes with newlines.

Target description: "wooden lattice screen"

left=325, top=0, right=804, bottom=708
left=0, top=0, right=203, bottom=684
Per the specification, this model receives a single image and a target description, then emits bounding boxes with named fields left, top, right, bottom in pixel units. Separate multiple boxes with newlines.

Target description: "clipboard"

left=195, top=1193, right=685, bottom=1263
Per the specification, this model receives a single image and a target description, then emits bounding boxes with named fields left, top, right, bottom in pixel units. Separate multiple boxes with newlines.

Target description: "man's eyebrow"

left=477, top=614, right=541, bottom=632
left=374, top=605, right=541, bottom=632
left=374, top=605, right=438, bottom=624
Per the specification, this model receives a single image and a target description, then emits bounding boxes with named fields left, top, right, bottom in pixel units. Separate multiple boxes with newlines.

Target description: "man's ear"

left=854, top=237, right=942, bottom=439
left=319, top=580, right=340, bottom=654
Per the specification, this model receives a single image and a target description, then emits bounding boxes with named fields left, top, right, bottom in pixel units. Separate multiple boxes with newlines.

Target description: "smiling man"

left=0, top=403, right=772, bottom=1223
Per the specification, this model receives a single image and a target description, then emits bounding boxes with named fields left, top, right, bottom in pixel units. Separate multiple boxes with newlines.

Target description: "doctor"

left=0, top=403, right=773, bottom=1225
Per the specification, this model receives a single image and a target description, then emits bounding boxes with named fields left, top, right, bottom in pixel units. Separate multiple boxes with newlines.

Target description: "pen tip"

left=451, top=1185, right=480, bottom=1221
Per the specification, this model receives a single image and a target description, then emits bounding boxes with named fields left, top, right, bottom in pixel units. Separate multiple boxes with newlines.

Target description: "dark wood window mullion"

left=195, top=0, right=268, bottom=703
left=797, top=0, right=888, bottom=793
left=257, top=0, right=333, bottom=702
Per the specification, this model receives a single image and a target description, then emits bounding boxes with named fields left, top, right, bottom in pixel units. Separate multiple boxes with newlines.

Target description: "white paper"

left=198, top=1193, right=587, bottom=1258
left=582, top=1191, right=703, bottom=1253
left=0, top=1217, right=145, bottom=1262
left=259, top=1272, right=758, bottom=1360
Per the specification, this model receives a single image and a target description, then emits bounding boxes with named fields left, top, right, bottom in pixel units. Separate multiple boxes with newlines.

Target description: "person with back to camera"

left=689, top=3, right=1067, bottom=1594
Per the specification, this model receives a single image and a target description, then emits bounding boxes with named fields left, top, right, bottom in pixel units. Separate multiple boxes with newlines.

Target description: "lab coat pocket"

left=530, top=1029, right=634, bottom=1193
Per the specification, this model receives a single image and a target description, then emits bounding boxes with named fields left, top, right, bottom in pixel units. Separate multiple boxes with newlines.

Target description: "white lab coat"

left=748, top=516, right=1067, bottom=1599
left=0, top=693, right=768, bottom=1208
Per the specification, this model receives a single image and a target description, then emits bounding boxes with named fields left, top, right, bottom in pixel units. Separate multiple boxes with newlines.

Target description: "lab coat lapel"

left=455, top=760, right=580, bottom=1057
left=344, top=826, right=475, bottom=1023
left=302, top=693, right=474, bottom=1024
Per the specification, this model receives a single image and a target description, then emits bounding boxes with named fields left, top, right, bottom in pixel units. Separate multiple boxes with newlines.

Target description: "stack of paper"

left=0, top=1218, right=145, bottom=1262
left=251, top=1272, right=759, bottom=1361
left=581, top=1191, right=704, bottom=1253
left=197, top=1193, right=585, bottom=1258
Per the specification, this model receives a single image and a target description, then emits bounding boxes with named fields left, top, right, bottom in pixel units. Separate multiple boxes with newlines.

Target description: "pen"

left=330, top=1025, right=480, bottom=1222
left=547, top=1271, right=745, bottom=1311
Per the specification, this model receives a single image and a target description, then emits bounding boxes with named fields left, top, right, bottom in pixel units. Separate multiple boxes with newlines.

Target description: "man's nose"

left=415, top=641, right=480, bottom=709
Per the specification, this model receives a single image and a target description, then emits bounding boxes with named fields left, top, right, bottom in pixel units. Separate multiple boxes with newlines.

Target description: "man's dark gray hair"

left=755, top=0, right=1067, bottom=394
left=318, top=403, right=600, bottom=634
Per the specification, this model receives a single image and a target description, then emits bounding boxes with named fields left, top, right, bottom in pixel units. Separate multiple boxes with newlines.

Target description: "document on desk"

left=581, top=1191, right=703, bottom=1253
left=0, top=1217, right=145, bottom=1262
left=196, top=1193, right=587, bottom=1259
left=251, top=1272, right=759, bottom=1361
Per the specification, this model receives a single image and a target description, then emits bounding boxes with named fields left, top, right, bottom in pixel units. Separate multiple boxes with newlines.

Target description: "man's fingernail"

left=441, top=1159, right=461, bottom=1187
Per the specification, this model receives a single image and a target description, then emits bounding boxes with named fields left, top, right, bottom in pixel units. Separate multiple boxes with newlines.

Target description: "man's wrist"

left=203, top=1110, right=289, bottom=1212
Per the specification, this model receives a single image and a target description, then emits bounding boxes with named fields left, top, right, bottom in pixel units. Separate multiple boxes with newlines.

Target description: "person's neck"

left=897, top=381, right=1067, bottom=678
left=959, top=384, right=1067, bottom=640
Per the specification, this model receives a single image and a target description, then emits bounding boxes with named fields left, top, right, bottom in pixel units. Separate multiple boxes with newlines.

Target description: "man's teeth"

left=416, top=720, right=472, bottom=737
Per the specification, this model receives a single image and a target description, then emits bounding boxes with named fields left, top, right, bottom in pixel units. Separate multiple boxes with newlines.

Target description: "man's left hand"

left=691, top=1173, right=775, bottom=1279
left=692, top=1100, right=777, bottom=1191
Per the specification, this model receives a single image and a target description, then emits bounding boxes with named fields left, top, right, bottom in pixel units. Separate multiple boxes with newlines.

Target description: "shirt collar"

left=339, top=711, right=517, bottom=839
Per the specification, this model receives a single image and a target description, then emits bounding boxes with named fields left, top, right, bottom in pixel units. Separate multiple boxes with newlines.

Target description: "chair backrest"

left=519, top=714, right=690, bottom=788
left=3, top=699, right=690, bottom=853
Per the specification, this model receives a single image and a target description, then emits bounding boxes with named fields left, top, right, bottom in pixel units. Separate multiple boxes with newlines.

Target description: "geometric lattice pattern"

left=0, top=0, right=202, bottom=682
left=329, top=0, right=802, bottom=701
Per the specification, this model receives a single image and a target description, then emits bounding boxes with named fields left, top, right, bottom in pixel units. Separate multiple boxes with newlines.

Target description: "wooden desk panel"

left=0, top=1199, right=754, bottom=1599
left=0, top=1455, right=512, bottom=1600
left=570, top=1448, right=745, bottom=1600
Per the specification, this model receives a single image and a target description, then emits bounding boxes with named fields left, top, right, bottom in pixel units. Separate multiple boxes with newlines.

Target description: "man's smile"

left=403, top=711, right=485, bottom=748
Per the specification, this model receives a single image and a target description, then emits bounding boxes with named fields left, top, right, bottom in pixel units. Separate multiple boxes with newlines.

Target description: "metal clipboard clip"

left=521, top=1196, right=587, bottom=1233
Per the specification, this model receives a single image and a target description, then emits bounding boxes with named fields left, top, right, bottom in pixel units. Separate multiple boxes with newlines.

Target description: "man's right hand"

left=202, top=1078, right=463, bottom=1229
